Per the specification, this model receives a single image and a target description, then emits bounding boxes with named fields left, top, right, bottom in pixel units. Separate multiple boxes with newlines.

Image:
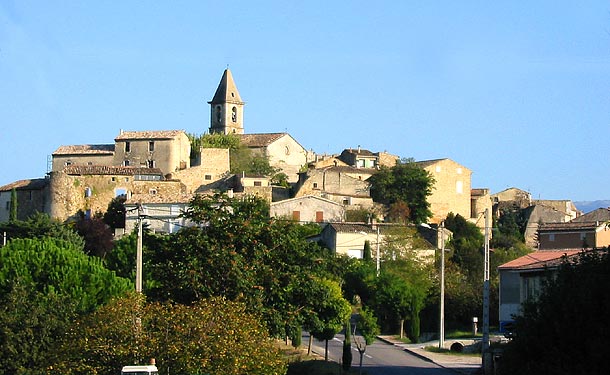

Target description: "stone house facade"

left=170, top=148, right=231, bottom=193
left=47, top=166, right=186, bottom=222
left=338, top=147, right=399, bottom=169
left=537, top=221, right=610, bottom=250
left=238, top=133, right=308, bottom=183
left=0, top=179, right=49, bottom=222
left=51, top=144, right=115, bottom=172
left=113, top=130, right=191, bottom=175
left=270, top=195, right=346, bottom=223
left=294, top=166, right=376, bottom=210
left=417, top=158, right=472, bottom=224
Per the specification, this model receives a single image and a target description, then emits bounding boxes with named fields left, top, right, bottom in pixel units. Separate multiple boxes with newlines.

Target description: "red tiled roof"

left=115, top=130, right=185, bottom=141
left=62, top=165, right=164, bottom=176
left=125, top=193, right=194, bottom=205
left=52, top=144, right=115, bottom=155
left=238, top=133, right=287, bottom=147
left=538, top=222, right=602, bottom=231
left=0, top=178, right=48, bottom=192
left=498, top=250, right=583, bottom=270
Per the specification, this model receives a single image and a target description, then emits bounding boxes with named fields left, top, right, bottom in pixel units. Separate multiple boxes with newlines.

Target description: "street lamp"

left=421, top=222, right=445, bottom=349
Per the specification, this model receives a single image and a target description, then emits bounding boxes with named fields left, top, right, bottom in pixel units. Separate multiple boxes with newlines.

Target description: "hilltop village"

left=0, top=69, right=600, bottom=253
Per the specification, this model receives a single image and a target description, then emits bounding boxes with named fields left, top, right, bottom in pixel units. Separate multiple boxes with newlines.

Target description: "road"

left=306, top=333, right=457, bottom=375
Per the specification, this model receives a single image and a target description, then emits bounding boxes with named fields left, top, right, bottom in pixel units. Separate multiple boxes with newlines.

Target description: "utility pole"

left=375, top=224, right=380, bottom=276
left=136, top=204, right=143, bottom=293
left=439, top=221, right=445, bottom=349
left=482, top=208, right=491, bottom=374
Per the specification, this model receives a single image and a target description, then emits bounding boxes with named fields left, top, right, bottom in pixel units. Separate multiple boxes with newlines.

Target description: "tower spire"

left=208, top=69, right=245, bottom=135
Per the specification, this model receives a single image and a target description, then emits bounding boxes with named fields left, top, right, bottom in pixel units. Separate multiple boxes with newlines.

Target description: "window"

left=28, top=191, right=33, bottom=201
left=456, top=167, right=462, bottom=175
left=231, top=106, right=237, bottom=122
left=65, top=161, right=72, bottom=167
left=549, top=234, right=555, bottom=241
left=316, top=211, right=324, bottom=222
left=313, top=182, right=318, bottom=189
left=6, top=201, right=10, bottom=210
left=147, top=160, right=155, bottom=168
left=149, top=141, right=155, bottom=152
left=435, top=166, right=442, bottom=173
left=85, top=187, right=92, bottom=198
left=149, top=189, right=157, bottom=195
left=125, top=142, right=131, bottom=152
left=124, top=160, right=130, bottom=167
left=292, top=211, right=300, bottom=221
left=254, top=181, right=262, bottom=187
left=204, top=174, right=212, bottom=181
left=456, top=180, right=463, bottom=194
left=216, top=106, right=222, bottom=122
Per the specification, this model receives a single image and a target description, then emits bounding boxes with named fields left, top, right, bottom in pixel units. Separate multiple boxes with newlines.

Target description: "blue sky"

left=1, top=1, right=609, bottom=201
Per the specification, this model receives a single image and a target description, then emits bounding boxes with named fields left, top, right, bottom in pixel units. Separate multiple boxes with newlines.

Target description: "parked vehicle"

left=121, top=364, right=158, bottom=374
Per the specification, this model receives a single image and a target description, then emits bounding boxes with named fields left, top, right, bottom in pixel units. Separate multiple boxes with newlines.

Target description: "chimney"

left=357, top=145, right=361, bottom=153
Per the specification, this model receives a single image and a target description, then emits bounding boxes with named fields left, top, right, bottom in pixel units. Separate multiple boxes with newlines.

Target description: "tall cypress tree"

left=342, top=319, right=353, bottom=371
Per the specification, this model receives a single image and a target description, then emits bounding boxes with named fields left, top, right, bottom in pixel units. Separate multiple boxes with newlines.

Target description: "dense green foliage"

left=74, top=214, right=114, bottom=258
left=499, top=250, right=610, bottom=375
left=0, top=237, right=132, bottom=313
left=0, top=237, right=131, bottom=374
left=103, top=196, right=126, bottom=230
left=144, top=193, right=349, bottom=339
left=0, top=212, right=84, bottom=248
left=51, top=295, right=286, bottom=375
left=368, top=159, right=434, bottom=224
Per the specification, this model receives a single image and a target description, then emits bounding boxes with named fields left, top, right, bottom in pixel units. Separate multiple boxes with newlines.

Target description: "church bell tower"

left=208, top=69, right=245, bottom=135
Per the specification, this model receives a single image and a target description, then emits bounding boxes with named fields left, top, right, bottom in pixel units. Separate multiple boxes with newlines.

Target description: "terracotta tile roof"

left=538, top=221, right=603, bottom=231
left=498, top=250, right=583, bottom=270
left=62, top=165, right=164, bottom=176
left=572, top=208, right=610, bottom=223
left=328, top=222, right=378, bottom=234
left=125, top=193, right=194, bottom=205
left=0, top=178, right=48, bottom=192
left=115, top=130, right=185, bottom=141
left=342, top=148, right=376, bottom=157
left=52, top=144, right=115, bottom=155
left=238, top=133, right=286, bottom=147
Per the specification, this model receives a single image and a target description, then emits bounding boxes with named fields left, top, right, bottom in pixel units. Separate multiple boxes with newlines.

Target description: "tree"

left=74, top=212, right=114, bottom=258
left=353, top=307, right=379, bottom=374
left=51, top=296, right=287, bottom=375
left=0, top=237, right=131, bottom=374
left=0, top=212, right=84, bottom=248
left=368, top=159, right=434, bottom=224
left=499, top=250, right=610, bottom=375
left=147, top=193, right=341, bottom=339
left=342, top=319, right=353, bottom=371
left=301, top=277, right=352, bottom=360
left=103, top=195, right=126, bottom=230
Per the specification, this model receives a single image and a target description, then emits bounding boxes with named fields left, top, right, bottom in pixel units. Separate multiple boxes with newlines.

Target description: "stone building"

left=270, top=195, right=346, bottom=223
left=238, top=133, right=308, bottom=183
left=113, top=130, right=191, bottom=174
left=47, top=165, right=186, bottom=222
left=294, top=165, right=377, bottom=211
left=417, top=158, right=472, bottom=224
left=51, top=144, right=115, bottom=172
left=338, top=147, right=399, bottom=169
left=0, top=179, right=49, bottom=222
left=208, top=68, right=245, bottom=135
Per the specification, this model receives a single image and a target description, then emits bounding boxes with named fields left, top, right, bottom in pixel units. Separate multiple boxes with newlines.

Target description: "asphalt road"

left=307, top=333, right=456, bottom=375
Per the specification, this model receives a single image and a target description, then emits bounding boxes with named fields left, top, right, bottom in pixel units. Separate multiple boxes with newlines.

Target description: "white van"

left=121, top=365, right=158, bottom=375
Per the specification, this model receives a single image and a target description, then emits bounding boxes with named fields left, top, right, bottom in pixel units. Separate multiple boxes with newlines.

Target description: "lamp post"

left=421, top=222, right=445, bottom=349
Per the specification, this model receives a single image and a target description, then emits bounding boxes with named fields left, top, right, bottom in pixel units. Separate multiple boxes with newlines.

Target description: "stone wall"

left=421, top=159, right=472, bottom=223
left=48, top=171, right=186, bottom=221
left=170, top=148, right=230, bottom=193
